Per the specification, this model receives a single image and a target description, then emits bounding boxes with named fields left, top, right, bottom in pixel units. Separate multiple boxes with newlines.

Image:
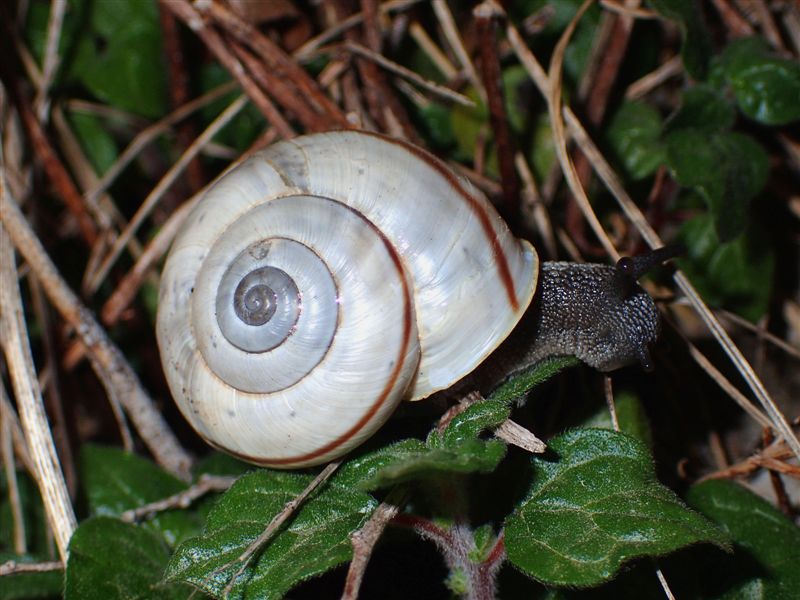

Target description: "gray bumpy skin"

left=523, top=261, right=660, bottom=372
left=450, top=255, right=665, bottom=396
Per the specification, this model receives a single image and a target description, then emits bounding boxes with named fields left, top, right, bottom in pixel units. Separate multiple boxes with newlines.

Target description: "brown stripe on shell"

left=215, top=204, right=417, bottom=467
left=359, top=130, right=520, bottom=312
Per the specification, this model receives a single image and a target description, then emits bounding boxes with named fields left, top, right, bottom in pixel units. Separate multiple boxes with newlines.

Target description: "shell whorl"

left=156, top=131, right=538, bottom=468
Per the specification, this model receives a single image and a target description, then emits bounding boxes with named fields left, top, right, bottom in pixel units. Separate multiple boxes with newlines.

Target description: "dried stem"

left=1, top=386, right=27, bottom=554
left=0, top=188, right=192, bottom=479
left=121, top=474, right=237, bottom=523
left=0, top=209, right=76, bottom=561
left=474, top=1, right=520, bottom=217
left=341, top=489, right=407, bottom=600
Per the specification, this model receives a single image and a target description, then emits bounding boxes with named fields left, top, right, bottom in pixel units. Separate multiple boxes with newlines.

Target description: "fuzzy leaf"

left=685, top=480, right=800, bottom=598
left=339, top=438, right=506, bottom=491
left=505, top=429, right=728, bottom=587
left=81, top=445, right=198, bottom=548
left=65, top=517, right=191, bottom=600
left=82, top=446, right=186, bottom=515
left=439, top=399, right=511, bottom=447
left=164, top=471, right=376, bottom=599
left=487, top=356, right=578, bottom=404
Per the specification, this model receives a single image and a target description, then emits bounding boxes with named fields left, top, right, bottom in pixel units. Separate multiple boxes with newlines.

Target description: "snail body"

left=157, top=131, right=659, bottom=468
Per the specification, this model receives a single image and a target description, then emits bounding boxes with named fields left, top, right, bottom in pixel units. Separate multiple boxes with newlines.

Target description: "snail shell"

left=157, top=131, right=538, bottom=468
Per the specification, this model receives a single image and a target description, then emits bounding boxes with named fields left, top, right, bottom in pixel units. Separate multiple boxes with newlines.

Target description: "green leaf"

left=685, top=480, right=800, bottom=599
left=0, top=553, right=63, bottom=600
left=70, top=0, right=166, bottom=118
left=605, top=101, right=665, bottom=180
left=67, top=110, right=119, bottom=174
left=505, top=428, right=728, bottom=587
left=81, top=445, right=199, bottom=548
left=338, top=437, right=506, bottom=491
left=165, top=470, right=377, bottom=599
left=439, top=400, right=510, bottom=447
left=665, top=84, right=735, bottom=134
left=716, top=37, right=800, bottom=125
left=487, top=356, right=578, bottom=405
left=65, top=517, right=190, bottom=600
left=649, top=0, right=711, bottom=80
left=338, top=388, right=545, bottom=491
left=665, top=130, right=768, bottom=241
left=677, top=213, right=774, bottom=322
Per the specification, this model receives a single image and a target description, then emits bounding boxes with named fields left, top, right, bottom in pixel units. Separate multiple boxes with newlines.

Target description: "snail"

left=157, top=130, right=667, bottom=469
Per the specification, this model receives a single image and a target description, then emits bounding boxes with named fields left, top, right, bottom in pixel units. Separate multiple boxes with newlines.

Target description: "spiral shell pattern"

left=157, top=131, right=538, bottom=467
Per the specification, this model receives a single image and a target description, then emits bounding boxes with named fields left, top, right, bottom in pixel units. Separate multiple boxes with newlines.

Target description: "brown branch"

left=474, top=1, right=520, bottom=218
left=121, top=474, right=237, bottom=523
left=229, top=42, right=328, bottom=131
left=160, top=0, right=295, bottom=139
left=0, top=560, right=63, bottom=577
left=341, top=490, right=407, bottom=600
left=158, top=4, right=206, bottom=192
left=204, top=0, right=350, bottom=129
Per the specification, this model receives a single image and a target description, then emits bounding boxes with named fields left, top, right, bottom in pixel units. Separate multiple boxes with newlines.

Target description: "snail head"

left=530, top=244, right=683, bottom=372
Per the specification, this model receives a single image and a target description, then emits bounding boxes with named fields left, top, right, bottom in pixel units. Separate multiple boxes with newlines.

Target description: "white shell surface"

left=261, top=131, right=538, bottom=398
left=157, top=130, right=538, bottom=467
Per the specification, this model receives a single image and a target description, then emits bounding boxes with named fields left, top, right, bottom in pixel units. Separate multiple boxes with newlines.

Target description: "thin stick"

left=0, top=560, right=63, bottom=577
left=604, top=376, right=620, bottom=431
left=161, top=0, right=296, bottom=140
left=121, top=475, right=237, bottom=523
left=86, top=95, right=248, bottom=294
left=475, top=1, right=520, bottom=215
left=408, top=21, right=458, bottom=80
left=655, top=565, right=677, bottom=600
left=0, top=218, right=76, bottom=561
left=546, top=0, right=619, bottom=261
left=1, top=386, right=27, bottom=553
left=432, top=0, right=486, bottom=101
left=341, top=489, right=407, bottom=600
left=34, top=0, right=67, bottom=121
left=84, top=81, right=237, bottom=206
left=343, top=41, right=474, bottom=106
left=206, top=0, right=349, bottom=128
left=0, top=188, right=192, bottom=479
left=494, top=419, right=547, bottom=453
left=0, top=49, right=98, bottom=245
left=222, top=462, right=341, bottom=596
left=0, top=384, right=34, bottom=474
left=713, top=306, right=800, bottom=360
left=295, top=0, right=424, bottom=60
left=625, top=55, right=682, bottom=99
